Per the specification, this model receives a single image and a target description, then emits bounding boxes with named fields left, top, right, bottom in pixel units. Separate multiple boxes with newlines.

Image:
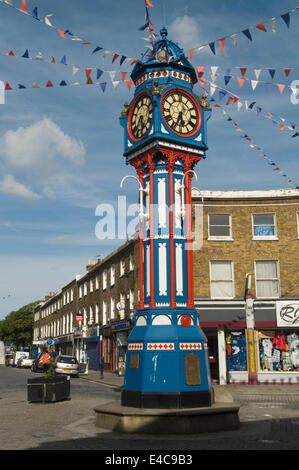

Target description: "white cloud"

left=168, top=15, right=202, bottom=51
left=0, top=174, right=41, bottom=199
left=0, top=117, right=86, bottom=175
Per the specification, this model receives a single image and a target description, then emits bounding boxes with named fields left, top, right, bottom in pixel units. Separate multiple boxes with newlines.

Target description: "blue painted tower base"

left=121, top=307, right=214, bottom=409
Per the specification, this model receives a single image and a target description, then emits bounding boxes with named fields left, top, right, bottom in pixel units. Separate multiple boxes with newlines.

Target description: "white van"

left=12, top=351, right=29, bottom=367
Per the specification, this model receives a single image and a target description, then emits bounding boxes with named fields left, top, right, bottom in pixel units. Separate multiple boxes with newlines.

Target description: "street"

left=2, top=365, right=299, bottom=453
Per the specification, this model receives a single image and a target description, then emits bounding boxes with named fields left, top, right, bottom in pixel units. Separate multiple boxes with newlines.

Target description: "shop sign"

left=111, top=321, right=130, bottom=331
left=276, top=301, right=299, bottom=327
left=76, top=314, right=83, bottom=322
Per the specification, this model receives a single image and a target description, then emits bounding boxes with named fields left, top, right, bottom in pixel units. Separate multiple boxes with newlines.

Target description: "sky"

left=0, top=0, right=299, bottom=319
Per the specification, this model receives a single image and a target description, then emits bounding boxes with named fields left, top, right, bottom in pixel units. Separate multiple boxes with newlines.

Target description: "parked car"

left=17, top=357, right=34, bottom=368
left=31, top=351, right=56, bottom=373
left=12, top=351, right=29, bottom=367
left=54, top=355, right=79, bottom=377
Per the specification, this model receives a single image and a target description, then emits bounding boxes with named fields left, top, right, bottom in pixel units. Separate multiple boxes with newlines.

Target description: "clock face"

left=128, top=93, right=153, bottom=141
left=161, top=90, right=202, bottom=137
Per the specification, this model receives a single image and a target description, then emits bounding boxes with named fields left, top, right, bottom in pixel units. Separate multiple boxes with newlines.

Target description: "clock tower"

left=120, top=28, right=213, bottom=408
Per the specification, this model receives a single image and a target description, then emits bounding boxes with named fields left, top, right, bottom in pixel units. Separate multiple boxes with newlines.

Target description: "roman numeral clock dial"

left=161, top=90, right=202, bottom=137
left=128, top=94, right=153, bottom=141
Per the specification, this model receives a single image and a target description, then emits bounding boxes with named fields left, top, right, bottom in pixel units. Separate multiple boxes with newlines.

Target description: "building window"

left=129, top=253, right=134, bottom=271
left=208, top=214, right=232, bottom=239
left=102, top=300, right=107, bottom=325
left=79, top=286, right=82, bottom=298
left=110, top=297, right=115, bottom=319
left=129, top=289, right=134, bottom=310
left=95, top=276, right=99, bottom=290
left=90, top=279, right=94, bottom=293
left=120, top=259, right=125, bottom=277
left=70, top=289, right=74, bottom=302
left=255, top=260, right=280, bottom=298
left=95, top=304, right=99, bottom=324
left=83, top=282, right=87, bottom=296
left=210, top=260, right=234, bottom=298
left=252, top=213, right=276, bottom=238
left=110, top=265, right=115, bottom=286
left=103, top=270, right=107, bottom=290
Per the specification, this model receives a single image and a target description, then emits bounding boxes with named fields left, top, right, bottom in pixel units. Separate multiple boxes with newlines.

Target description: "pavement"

left=80, top=369, right=299, bottom=404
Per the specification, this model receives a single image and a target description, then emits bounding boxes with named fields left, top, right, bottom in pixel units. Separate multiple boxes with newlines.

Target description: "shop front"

left=84, top=326, right=100, bottom=371
left=111, top=320, right=131, bottom=376
left=54, top=334, right=74, bottom=356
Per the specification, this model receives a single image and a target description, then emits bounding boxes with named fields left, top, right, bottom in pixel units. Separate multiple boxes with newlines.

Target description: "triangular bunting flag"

left=256, top=23, right=267, bottom=32
left=125, top=80, right=132, bottom=90
left=268, top=69, right=276, bottom=79
left=121, top=72, right=127, bottom=82
left=50, top=57, right=55, bottom=63
left=219, top=90, right=227, bottom=101
left=279, top=125, right=285, bottom=131
left=219, top=38, right=225, bottom=52
left=4, top=0, right=13, bottom=5
left=277, top=84, right=285, bottom=94
left=209, top=42, right=216, bottom=54
left=5, top=82, right=12, bottom=90
left=189, top=49, right=194, bottom=61
left=112, top=81, right=120, bottom=89
left=60, top=81, right=67, bottom=86
left=210, top=84, right=216, bottom=96
left=237, top=101, right=243, bottom=111
left=35, top=52, right=43, bottom=60
left=32, top=7, right=38, bottom=19
left=230, top=33, right=238, bottom=46
left=292, top=132, right=299, bottom=138
left=22, top=49, right=29, bottom=58
left=238, top=78, right=245, bottom=88
left=240, top=67, right=247, bottom=77
left=268, top=18, right=276, bottom=32
left=72, top=65, right=80, bottom=75
left=254, top=68, right=262, bottom=79
left=19, top=0, right=28, bottom=14
left=85, top=68, right=92, bottom=80
left=86, top=77, right=93, bottom=85
left=251, top=80, right=258, bottom=91
left=8, top=51, right=15, bottom=56
left=32, top=81, right=40, bottom=88
left=281, top=12, right=290, bottom=28
left=284, top=68, right=292, bottom=78
left=57, top=29, right=66, bottom=39
left=100, top=82, right=107, bottom=93
left=60, top=55, right=67, bottom=65
left=120, top=56, right=127, bottom=66
left=112, top=53, right=119, bottom=64
left=44, top=14, right=54, bottom=27
left=224, top=76, right=232, bottom=86
left=18, top=84, right=26, bottom=89
left=97, top=69, right=104, bottom=80
left=46, top=80, right=53, bottom=87
left=109, top=71, right=116, bottom=82
left=92, top=46, right=103, bottom=55
left=102, top=50, right=111, bottom=60
left=242, top=29, right=252, bottom=41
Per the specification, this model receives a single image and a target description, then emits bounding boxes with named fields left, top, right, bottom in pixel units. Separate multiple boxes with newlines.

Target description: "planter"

left=27, top=376, right=71, bottom=403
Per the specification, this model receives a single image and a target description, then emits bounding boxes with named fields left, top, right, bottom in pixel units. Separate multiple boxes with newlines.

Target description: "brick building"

left=192, top=188, right=299, bottom=384
left=33, top=188, right=299, bottom=383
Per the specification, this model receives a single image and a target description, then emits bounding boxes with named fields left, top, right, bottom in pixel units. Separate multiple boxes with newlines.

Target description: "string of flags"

left=202, top=77, right=299, bottom=138
left=1, top=47, right=134, bottom=82
left=0, top=0, right=135, bottom=66
left=189, top=6, right=299, bottom=60
left=139, top=0, right=154, bottom=31
left=4, top=72, right=134, bottom=92
left=210, top=99, right=299, bottom=189
left=201, top=65, right=295, bottom=81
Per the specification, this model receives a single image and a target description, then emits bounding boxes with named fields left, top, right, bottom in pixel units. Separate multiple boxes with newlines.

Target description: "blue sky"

left=0, top=0, right=298, bottom=318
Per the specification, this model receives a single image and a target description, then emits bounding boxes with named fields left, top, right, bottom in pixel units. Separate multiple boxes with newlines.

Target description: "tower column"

left=185, top=160, right=195, bottom=309
left=167, top=153, right=177, bottom=308
left=137, top=166, right=145, bottom=309
left=148, top=153, right=156, bottom=308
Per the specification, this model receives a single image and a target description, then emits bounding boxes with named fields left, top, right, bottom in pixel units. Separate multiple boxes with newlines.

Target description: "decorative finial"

left=160, top=27, right=168, bottom=39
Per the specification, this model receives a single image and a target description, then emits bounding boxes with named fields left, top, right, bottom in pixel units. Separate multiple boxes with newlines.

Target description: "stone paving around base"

left=80, top=369, right=299, bottom=404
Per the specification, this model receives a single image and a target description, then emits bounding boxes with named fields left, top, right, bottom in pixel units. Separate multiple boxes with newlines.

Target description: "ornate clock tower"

left=120, top=28, right=213, bottom=408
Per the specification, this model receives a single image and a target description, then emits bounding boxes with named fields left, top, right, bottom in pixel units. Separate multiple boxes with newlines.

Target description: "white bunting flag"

left=254, top=68, right=262, bottom=79
left=251, top=80, right=258, bottom=91
left=44, top=14, right=54, bottom=27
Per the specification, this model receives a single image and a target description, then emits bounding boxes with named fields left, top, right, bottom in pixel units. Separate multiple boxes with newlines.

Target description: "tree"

left=0, top=301, right=41, bottom=349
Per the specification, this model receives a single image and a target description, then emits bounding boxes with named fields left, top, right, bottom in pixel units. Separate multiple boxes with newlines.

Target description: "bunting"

left=202, top=77, right=299, bottom=137
left=211, top=101, right=299, bottom=189
left=0, top=0, right=136, bottom=66
left=188, top=6, right=299, bottom=58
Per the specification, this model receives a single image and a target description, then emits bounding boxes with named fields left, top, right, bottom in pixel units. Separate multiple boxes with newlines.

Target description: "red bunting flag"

left=121, top=71, right=127, bottom=82
left=256, top=23, right=267, bottom=32
left=274, top=168, right=280, bottom=171
left=277, top=84, right=285, bottom=94
left=57, top=29, right=66, bottom=39
left=86, top=77, right=93, bottom=84
left=232, top=95, right=239, bottom=103
left=112, top=53, right=119, bottom=64
left=226, top=97, right=233, bottom=105
left=240, top=67, right=247, bottom=77
left=145, top=0, right=153, bottom=6
left=19, top=0, right=28, bottom=14
left=197, top=65, right=204, bottom=75
left=125, top=80, right=132, bottom=90
left=51, top=57, right=55, bottom=63
left=85, top=68, right=92, bottom=79
left=279, top=124, right=285, bottom=131
left=219, top=38, right=225, bottom=52
left=46, top=80, right=53, bottom=87
left=238, top=78, right=245, bottom=88
left=284, top=68, right=292, bottom=78
left=5, top=82, right=12, bottom=90
left=189, top=49, right=194, bottom=61
left=8, top=51, right=15, bottom=56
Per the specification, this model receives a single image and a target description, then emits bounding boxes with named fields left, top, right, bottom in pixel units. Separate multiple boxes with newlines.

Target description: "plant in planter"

left=27, top=357, right=71, bottom=403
